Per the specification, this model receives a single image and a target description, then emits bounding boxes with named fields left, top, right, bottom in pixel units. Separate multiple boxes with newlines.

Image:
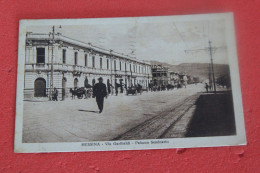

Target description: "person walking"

left=93, top=77, right=107, bottom=113
left=205, top=83, right=209, bottom=93
left=107, top=82, right=111, bottom=95
left=115, top=83, right=119, bottom=96
left=53, top=87, right=58, bottom=101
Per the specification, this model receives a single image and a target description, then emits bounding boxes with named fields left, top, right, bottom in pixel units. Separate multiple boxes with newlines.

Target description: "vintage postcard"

left=15, top=13, right=246, bottom=153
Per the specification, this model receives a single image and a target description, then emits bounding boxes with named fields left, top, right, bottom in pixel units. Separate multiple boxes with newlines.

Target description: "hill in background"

left=150, top=61, right=230, bottom=81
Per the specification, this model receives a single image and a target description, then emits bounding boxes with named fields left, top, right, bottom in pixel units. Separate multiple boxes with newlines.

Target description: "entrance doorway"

left=62, top=77, right=67, bottom=100
left=74, top=78, right=78, bottom=88
left=92, top=79, right=95, bottom=87
left=84, top=77, right=89, bottom=88
left=34, top=78, right=46, bottom=97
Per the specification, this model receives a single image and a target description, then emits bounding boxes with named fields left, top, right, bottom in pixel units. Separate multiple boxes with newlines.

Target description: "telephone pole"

left=49, top=26, right=55, bottom=100
left=49, top=25, right=61, bottom=100
left=209, top=41, right=216, bottom=93
left=184, top=40, right=226, bottom=94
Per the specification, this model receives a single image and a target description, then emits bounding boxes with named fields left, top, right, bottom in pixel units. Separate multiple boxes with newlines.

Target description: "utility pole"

left=209, top=41, right=216, bottom=93
left=49, top=26, right=55, bottom=100
left=49, top=25, right=62, bottom=100
left=184, top=40, right=226, bottom=94
left=110, top=52, right=113, bottom=94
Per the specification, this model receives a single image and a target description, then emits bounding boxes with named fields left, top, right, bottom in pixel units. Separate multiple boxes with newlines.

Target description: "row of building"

left=24, top=32, right=193, bottom=99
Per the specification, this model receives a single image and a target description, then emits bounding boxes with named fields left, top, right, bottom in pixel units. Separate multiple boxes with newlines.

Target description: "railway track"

left=113, top=93, right=201, bottom=140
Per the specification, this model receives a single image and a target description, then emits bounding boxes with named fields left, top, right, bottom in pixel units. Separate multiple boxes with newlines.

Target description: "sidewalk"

left=162, top=90, right=236, bottom=138
left=185, top=90, right=236, bottom=137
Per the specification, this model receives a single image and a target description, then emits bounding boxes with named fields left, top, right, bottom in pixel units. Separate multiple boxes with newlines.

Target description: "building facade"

left=151, top=64, right=170, bottom=86
left=151, top=63, right=190, bottom=87
left=24, top=33, right=152, bottom=99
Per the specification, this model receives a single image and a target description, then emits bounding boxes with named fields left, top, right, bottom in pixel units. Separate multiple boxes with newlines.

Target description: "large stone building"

left=24, top=32, right=152, bottom=99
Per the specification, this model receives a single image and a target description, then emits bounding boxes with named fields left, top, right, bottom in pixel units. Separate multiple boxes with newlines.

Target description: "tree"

left=216, top=74, right=231, bottom=88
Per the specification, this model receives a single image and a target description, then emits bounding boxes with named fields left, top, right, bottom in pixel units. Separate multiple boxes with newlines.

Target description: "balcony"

left=25, top=63, right=50, bottom=71
left=25, top=63, right=152, bottom=77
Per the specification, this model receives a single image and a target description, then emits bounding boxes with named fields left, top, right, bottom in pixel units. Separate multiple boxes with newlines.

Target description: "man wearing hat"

left=93, top=77, right=107, bottom=113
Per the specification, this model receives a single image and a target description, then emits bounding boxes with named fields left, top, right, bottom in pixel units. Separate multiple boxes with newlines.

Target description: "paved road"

left=23, top=84, right=204, bottom=143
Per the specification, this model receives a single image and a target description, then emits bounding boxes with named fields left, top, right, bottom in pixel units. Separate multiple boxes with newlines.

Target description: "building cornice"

left=26, top=33, right=151, bottom=66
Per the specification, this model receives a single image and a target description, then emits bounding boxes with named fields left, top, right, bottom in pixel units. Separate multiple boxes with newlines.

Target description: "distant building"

left=151, top=64, right=170, bottom=86
left=24, top=33, right=152, bottom=99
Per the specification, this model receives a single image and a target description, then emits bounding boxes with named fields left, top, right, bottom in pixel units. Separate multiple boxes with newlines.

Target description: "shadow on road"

left=186, top=91, right=236, bottom=137
left=78, top=109, right=99, bottom=113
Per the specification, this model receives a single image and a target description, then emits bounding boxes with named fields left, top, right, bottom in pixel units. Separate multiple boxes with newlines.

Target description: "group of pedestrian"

left=205, top=83, right=213, bottom=92
left=52, top=77, right=107, bottom=113
left=52, top=87, right=59, bottom=101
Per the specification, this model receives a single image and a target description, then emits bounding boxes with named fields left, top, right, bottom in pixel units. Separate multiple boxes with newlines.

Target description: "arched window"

left=84, top=77, right=89, bottom=88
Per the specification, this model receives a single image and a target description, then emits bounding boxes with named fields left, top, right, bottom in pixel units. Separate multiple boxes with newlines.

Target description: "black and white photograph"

left=15, top=13, right=246, bottom=153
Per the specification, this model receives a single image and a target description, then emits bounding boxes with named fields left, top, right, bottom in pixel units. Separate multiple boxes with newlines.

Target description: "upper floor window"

left=125, top=62, right=127, bottom=71
left=62, top=49, right=66, bottom=64
left=120, top=61, right=122, bottom=71
left=74, top=52, right=78, bottom=65
left=92, top=56, right=95, bottom=68
left=85, top=54, right=88, bottom=66
left=100, top=58, right=103, bottom=69
left=114, top=60, right=116, bottom=71
left=107, top=59, right=109, bottom=69
left=36, top=48, right=45, bottom=64
left=130, top=64, right=132, bottom=72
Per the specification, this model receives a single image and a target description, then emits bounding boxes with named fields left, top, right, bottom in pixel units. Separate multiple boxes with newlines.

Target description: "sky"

left=27, top=18, right=228, bottom=65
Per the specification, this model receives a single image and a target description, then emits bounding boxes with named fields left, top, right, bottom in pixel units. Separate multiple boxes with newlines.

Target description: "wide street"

left=23, top=83, right=204, bottom=143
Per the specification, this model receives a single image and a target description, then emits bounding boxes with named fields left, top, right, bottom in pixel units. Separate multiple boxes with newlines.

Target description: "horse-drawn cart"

left=70, top=87, right=92, bottom=99
left=126, top=86, right=137, bottom=95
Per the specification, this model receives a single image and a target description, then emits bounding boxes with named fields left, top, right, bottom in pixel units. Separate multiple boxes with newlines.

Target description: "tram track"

left=113, top=93, right=201, bottom=140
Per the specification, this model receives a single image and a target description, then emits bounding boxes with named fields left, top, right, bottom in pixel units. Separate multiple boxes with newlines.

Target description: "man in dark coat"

left=93, top=77, right=107, bottom=113
left=115, top=83, right=119, bottom=96
left=53, top=87, right=58, bottom=101
left=205, top=83, right=209, bottom=93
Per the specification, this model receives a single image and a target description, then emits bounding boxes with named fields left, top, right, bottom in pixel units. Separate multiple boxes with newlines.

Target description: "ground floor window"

left=92, top=79, right=96, bottom=86
left=74, top=78, right=78, bottom=88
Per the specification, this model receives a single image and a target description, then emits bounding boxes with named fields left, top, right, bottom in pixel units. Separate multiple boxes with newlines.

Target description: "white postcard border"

left=15, top=12, right=246, bottom=153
